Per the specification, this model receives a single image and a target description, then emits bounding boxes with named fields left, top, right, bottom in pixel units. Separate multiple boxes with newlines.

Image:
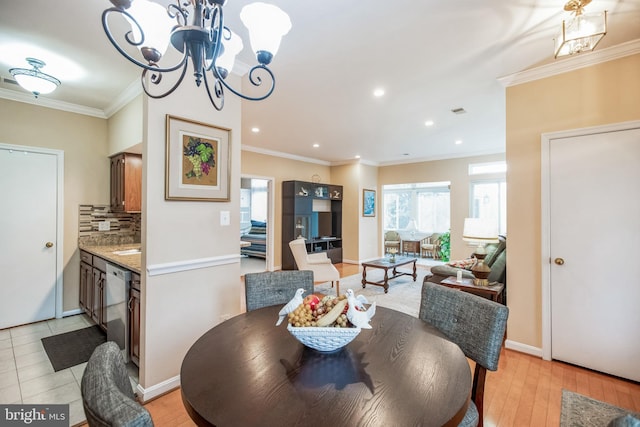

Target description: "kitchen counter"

left=79, top=243, right=141, bottom=274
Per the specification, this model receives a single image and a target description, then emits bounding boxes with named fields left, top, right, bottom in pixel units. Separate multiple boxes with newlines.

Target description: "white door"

left=549, top=127, right=640, bottom=382
left=0, top=145, right=60, bottom=329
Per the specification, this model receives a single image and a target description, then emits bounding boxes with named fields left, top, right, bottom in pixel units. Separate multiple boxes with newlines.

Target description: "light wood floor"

left=123, top=264, right=640, bottom=426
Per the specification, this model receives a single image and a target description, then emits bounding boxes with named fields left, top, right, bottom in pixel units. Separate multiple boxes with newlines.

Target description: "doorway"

left=541, top=121, right=640, bottom=382
left=240, top=176, right=274, bottom=275
left=0, top=143, right=64, bottom=328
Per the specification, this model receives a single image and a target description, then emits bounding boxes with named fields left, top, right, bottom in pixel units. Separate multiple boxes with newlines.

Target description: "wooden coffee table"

left=361, top=256, right=417, bottom=293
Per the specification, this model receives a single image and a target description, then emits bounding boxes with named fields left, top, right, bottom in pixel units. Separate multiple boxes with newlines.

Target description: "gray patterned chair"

left=81, top=341, right=153, bottom=426
left=245, top=270, right=314, bottom=311
left=419, top=282, right=508, bottom=427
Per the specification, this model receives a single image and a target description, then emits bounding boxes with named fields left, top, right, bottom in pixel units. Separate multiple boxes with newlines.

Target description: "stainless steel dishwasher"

left=106, top=263, right=130, bottom=361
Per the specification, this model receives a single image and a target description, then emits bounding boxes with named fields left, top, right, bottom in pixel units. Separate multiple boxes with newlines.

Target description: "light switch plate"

left=98, top=221, right=110, bottom=231
left=220, top=211, right=230, bottom=226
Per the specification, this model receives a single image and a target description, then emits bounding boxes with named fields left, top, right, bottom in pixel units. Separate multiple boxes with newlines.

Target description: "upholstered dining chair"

left=419, top=281, right=508, bottom=427
left=81, top=341, right=153, bottom=427
left=289, top=238, right=341, bottom=295
left=384, top=231, right=401, bottom=254
left=245, top=270, right=314, bottom=311
left=420, top=233, right=441, bottom=258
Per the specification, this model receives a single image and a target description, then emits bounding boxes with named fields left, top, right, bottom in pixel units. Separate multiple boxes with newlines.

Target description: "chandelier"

left=9, top=58, right=61, bottom=98
left=554, top=0, right=607, bottom=58
left=102, top=0, right=291, bottom=110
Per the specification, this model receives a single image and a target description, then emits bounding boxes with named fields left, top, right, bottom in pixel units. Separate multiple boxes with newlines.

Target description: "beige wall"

left=240, top=150, right=331, bottom=268
left=0, top=99, right=109, bottom=312
left=139, top=73, right=245, bottom=393
left=506, top=54, right=640, bottom=349
left=378, top=154, right=505, bottom=260
left=108, top=94, right=142, bottom=155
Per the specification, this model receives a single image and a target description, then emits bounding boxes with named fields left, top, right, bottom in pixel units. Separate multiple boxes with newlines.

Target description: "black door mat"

left=42, top=325, right=106, bottom=371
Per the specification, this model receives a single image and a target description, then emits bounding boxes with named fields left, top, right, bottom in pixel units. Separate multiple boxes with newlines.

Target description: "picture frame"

left=363, top=189, right=376, bottom=217
left=165, top=115, right=231, bottom=201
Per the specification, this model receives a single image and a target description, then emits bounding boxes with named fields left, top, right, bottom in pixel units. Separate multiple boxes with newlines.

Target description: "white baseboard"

left=505, top=339, right=543, bottom=358
left=137, top=375, right=181, bottom=403
left=62, top=309, right=83, bottom=317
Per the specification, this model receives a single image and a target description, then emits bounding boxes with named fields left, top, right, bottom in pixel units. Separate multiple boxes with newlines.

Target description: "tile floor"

left=0, top=313, right=137, bottom=426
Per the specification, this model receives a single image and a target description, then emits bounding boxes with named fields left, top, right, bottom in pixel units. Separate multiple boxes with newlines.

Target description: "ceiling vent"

left=451, top=107, right=467, bottom=114
left=2, top=77, right=19, bottom=85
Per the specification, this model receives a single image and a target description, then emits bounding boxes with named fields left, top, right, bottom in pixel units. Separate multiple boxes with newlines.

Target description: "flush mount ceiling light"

left=9, top=57, right=61, bottom=98
left=102, top=0, right=292, bottom=111
left=554, top=0, right=607, bottom=58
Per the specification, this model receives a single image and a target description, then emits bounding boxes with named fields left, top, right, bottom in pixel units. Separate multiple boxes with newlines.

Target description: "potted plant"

left=439, top=230, right=451, bottom=262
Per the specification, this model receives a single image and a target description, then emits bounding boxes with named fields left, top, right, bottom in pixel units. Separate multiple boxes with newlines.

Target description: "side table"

left=439, top=276, right=504, bottom=304
left=402, top=239, right=421, bottom=256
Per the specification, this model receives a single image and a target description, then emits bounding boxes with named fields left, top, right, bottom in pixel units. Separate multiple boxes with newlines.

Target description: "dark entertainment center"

left=282, top=180, right=343, bottom=270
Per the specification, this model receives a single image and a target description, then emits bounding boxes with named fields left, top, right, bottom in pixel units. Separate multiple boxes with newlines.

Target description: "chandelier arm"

left=202, top=70, right=224, bottom=111
left=203, top=5, right=225, bottom=73
left=102, top=7, right=186, bottom=73
left=140, top=61, right=189, bottom=99
left=216, top=65, right=276, bottom=102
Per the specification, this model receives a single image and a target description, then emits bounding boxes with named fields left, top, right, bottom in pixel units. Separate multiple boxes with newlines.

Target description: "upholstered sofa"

left=426, top=236, right=507, bottom=298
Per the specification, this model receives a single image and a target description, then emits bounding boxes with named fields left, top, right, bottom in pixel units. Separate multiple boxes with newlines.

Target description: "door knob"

left=554, top=258, right=565, bottom=265
left=45, top=242, right=54, bottom=248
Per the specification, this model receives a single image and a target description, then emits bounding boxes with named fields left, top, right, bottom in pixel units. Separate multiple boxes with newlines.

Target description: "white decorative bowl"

left=287, top=324, right=361, bottom=352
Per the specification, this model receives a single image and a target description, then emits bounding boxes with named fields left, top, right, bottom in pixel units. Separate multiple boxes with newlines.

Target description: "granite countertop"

left=79, top=243, right=141, bottom=274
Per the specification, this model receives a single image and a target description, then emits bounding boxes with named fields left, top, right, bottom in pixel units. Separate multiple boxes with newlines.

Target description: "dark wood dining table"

left=180, top=305, right=471, bottom=427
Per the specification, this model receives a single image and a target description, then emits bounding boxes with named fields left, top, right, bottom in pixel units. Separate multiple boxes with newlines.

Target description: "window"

left=383, top=182, right=450, bottom=232
left=469, top=161, right=506, bottom=235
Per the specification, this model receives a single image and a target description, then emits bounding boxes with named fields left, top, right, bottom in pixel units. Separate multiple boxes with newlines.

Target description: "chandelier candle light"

left=102, top=0, right=292, bottom=110
left=554, top=0, right=607, bottom=58
left=462, top=218, right=499, bottom=286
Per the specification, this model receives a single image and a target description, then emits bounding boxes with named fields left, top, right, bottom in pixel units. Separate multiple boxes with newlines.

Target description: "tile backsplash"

left=78, top=204, right=141, bottom=245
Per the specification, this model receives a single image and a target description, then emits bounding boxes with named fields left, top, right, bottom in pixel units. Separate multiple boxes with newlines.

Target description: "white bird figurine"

left=346, top=289, right=376, bottom=329
left=345, top=289, right=369, bottom=310
left=276, top=288, right=306, bottom=326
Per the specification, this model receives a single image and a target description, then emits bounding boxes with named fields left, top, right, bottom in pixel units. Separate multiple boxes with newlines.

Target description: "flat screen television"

left=315, top=212, right=333, bottom=238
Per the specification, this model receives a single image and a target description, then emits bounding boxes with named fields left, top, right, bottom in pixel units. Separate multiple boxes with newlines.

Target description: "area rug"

left=314, top=266, right=432, bottom=318
left=42, top=325, right=106, bottom=371
left=560, top=389, right=640, bottom=427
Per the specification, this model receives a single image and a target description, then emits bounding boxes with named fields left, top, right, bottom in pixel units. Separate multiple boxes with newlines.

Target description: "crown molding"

left=241, top=144, right=332, bottom=166
left=104, top=78, right=142, bottom=118
left=377, top=147, right=505, bottom=167
left=0, top=88, right=107, bottom=118
left=498, top=39, right=640, bottom=87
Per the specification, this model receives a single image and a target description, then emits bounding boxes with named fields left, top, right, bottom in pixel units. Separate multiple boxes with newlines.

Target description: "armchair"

left=289, top=238, right=340, bottom=295
left=420, top=233, right=441, bottom=258
left=384, top=231, right=401, bottom=254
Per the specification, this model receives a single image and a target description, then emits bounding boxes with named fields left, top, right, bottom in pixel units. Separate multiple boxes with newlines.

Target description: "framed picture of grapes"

left=165, top=115, right=231, bottom=201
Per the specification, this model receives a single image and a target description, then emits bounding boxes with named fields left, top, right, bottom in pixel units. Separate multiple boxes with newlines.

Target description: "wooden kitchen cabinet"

left=91, top=265, right=107, bottom=332
left=129, top=273, right=141, bottom=367
left=110, top=152, right=142, bottom=213
left=79, top=260, right=92, bottom=313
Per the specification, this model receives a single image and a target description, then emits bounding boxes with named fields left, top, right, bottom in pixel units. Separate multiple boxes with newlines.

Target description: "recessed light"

left=373, top=88, right=385, bottom=97
left=355, top=155, right=361, bottom=159
left=251, top=127, right=260, bottom=133
left=424, top=120, right=434, bottom=127
left=312, top=143, right=319, bottom=148
left=455, top=140, right=463, bottom=145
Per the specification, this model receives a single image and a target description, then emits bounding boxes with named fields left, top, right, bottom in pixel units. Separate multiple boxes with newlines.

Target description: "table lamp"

left=462, top=218, right=499, bottom=286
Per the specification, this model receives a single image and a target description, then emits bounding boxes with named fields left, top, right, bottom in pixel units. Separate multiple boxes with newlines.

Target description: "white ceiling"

left=1, top=1, right=639, bottom=165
